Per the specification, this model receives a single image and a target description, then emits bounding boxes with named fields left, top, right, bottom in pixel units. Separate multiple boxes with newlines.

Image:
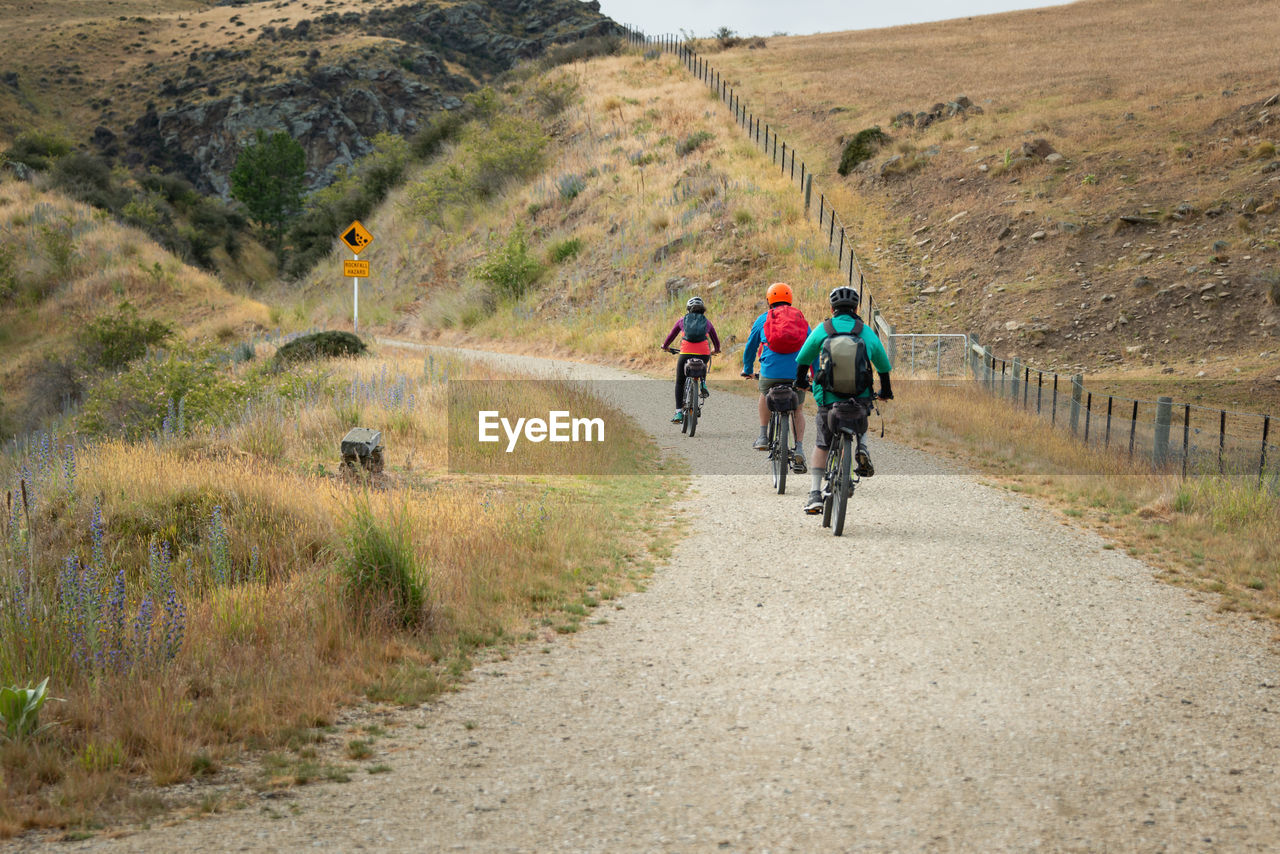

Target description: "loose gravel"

left=24, top=346, right=1280, bottom=853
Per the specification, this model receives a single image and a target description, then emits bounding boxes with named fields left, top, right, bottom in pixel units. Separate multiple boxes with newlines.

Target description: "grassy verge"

left=891, top=380, right=1280, bottom=628
left=0, top=345, right=680, bottom=837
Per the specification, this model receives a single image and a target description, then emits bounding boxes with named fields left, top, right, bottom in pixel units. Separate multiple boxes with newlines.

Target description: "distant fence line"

left=621, top=27, right=894, bottom=344
left=971, top=343, right=1278, bottom=481
left=621, top=28, right=1277, bottom=482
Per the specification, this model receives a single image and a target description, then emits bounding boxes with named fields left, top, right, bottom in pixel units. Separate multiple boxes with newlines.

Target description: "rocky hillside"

left=0, top=0, right=620, bottom=196
left=706, top=0, right=1280, bottom=398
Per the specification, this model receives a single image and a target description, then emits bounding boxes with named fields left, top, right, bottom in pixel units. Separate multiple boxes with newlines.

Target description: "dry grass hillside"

left=296, top=52, right=858, bottom=376
left=707, top=0, right=1280, bottom=406
left=0, top=178, right=270, bottom=435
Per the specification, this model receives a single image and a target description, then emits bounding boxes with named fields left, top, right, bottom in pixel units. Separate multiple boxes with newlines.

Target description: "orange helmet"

left=766, top=282, right=793, bottom=305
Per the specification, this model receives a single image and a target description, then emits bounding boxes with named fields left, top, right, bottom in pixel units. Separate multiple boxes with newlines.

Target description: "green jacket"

left=795, top=314, right=892, bottom=407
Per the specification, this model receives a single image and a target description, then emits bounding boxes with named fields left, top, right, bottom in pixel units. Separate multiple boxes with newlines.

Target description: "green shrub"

left=341, top=500, right=427, bottom=629
left=79, top=301, right=174, bottom=371
left=475, top=225, right=542, bottom=299
left=470, top=115, right=549, bottom=198
left=37, top=217, right=79, bottom=283
left=3, top=132, right=72, bottom=171
left=837, top=127, right=889, bottom=176
left=78, top=347, right=256, bottom=438
left=531, top=73, right=580, bottom=118
left=49, top=152, right=127, bottom=210
left=548, top=236, right=583, bottom=263
left=411, top=109, right=467, bottom=160
left=407, top=113, right=548, bottom=222
left=0, top=244, right=15, bottom=304
left=272, top=331, right=367, bottom=367
left=675, top=131, right=714, bottom=157
left=540, top=35, right=620, bottom=68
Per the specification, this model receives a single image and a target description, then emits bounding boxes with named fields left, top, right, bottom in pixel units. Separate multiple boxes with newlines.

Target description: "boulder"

left=1021, top=138, right=1057, bottom=159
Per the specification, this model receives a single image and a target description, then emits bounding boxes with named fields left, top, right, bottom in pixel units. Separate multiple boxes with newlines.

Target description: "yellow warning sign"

left=343, top=260, right=370, bottom=278
left=339, top=220, right=374, bottom=255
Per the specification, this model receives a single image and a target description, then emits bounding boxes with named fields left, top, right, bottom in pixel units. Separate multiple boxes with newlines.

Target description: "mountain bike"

left=762, top=381, right=800, bottom=494
left=822, top=396, right=875, bottom=536
left=667, top=349, right=707, bottom=437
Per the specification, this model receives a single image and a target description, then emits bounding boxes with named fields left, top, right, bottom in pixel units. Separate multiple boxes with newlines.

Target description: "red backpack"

left=763, top=305, right=808, bottom=354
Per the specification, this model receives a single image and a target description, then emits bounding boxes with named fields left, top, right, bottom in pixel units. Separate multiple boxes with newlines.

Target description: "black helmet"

left=828, top=286, right=859, bottom=310
left=686, top=296, right=705, bottom=313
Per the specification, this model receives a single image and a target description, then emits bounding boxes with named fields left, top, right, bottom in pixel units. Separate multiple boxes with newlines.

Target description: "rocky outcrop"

left=892, top=95, right=984, bottom=130
left=125, top=66, right=446, bottom=196
left=120, top=0, right=621, bottom=197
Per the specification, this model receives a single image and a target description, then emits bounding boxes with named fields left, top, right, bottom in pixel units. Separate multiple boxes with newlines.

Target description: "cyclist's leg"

left=791, top=389, right=806, bottom=445
left=854, top=399, right=874, bottom=476
left=674, top=355, right=689, bottom=409
left=754, top=375, right=771, bottom=449
left=805, top=405, right=831, bottom=513
left=700, top=354, right=711, bottom=397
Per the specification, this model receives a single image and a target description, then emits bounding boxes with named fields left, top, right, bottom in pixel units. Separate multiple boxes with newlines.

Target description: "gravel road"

left=29, top=346, right=1280, bottom=852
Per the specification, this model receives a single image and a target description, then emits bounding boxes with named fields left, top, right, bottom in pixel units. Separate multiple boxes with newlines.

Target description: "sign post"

left=338, top=220, right=374, bottom=333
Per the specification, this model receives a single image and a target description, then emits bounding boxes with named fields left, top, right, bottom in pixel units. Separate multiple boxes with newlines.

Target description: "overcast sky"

left=595, top=0, right=1069, bottom=38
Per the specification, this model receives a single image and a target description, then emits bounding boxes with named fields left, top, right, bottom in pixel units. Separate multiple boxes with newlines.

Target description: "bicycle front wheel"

left=833, top=433, right=853, bottom=536
left=684, top=379, right=698, bottom=437
left=772, top=411, right=789, bottom=494
left=821, top=442, right=837, bottom=528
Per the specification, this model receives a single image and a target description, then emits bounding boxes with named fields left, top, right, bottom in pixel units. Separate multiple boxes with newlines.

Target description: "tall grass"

left=0, top=350, right=677, bottom=835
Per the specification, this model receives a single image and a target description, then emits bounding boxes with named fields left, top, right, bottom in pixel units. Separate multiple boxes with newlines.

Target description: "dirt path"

left=33, top=346, right=1280, bottom=852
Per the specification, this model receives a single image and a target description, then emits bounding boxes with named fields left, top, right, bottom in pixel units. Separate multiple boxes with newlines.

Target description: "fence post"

left=1182, top=404, right=1191, bottom=478
left=967, top=334, right=981, bottom=379
left=1069, top=374, right=1083, bottom=434
left=1153, top=396, right=1173, bottom=468
left=1010, top=358, right=1023, bottom=403
left=1105, top=396, right=1113, bottom=448
left=1218, top=410, right=1226, bottom=474
left=781, top=142, right=787, bottom=174
left=1129, top=400, right=1139, bottom=460
left=804, top=175, right=813, bottom=216
left=1261, top=415, right=1271, bottom=480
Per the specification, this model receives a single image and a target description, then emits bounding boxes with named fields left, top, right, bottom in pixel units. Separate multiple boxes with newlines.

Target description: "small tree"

left=714, top=26, right=737, bottom=48
left=229, top=129, right=306, bottom=257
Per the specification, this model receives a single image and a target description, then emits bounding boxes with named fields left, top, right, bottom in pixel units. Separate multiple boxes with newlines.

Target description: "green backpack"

left=814, top=319, right=873, bottom=399
left=682, top=312, right=708, bottom=343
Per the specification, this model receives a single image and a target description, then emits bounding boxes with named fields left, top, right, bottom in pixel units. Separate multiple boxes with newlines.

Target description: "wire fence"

left=972, top=345, right=1279, bottom=481
left=622, top=27, right=895, bottom=343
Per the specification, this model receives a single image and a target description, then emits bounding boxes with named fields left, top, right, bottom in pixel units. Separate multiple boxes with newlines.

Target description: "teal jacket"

left=794, top=314, right=892, bottom=407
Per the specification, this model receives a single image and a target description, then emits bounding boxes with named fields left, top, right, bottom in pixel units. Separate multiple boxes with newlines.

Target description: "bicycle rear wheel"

left=684, top=379, right=698, bottom=437
left=771, top=411, right=789, bottom=494
left=833, top=433, right=853, bottom=536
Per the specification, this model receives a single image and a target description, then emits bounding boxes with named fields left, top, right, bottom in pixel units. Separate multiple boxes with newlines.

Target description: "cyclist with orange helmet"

left=741, top=282, right=811, bottom=472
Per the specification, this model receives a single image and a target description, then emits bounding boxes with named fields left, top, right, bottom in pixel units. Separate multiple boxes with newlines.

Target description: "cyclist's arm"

left=742, top=321, right=763, bottom=375
left=878, top=372, right=893, bottom=400
left=659, top=319, right=682, bottom=350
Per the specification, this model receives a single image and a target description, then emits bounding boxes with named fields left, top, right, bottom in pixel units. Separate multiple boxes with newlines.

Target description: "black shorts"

left=814, top=400, right=869, bottom=450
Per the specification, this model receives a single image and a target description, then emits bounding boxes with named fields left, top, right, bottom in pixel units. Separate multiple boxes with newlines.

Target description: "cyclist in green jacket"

left=794, top=286, right=893, bottom=514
